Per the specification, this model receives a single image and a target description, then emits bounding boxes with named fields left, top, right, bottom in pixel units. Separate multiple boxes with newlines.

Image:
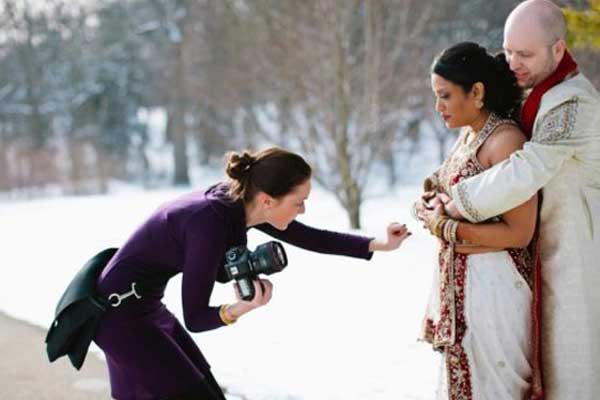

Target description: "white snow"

left=0, top=183, right=440, bottom=400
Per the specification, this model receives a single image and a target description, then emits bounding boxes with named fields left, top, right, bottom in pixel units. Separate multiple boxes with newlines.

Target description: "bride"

left=415, top=42, right=538, bottom=399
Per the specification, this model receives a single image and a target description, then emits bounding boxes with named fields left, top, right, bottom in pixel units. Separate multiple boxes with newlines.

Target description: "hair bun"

left=225, top=151, right=256, bottom=181
left=493, top=52, right=509, bottom=68
left=492, top=52, right=514, bottom=79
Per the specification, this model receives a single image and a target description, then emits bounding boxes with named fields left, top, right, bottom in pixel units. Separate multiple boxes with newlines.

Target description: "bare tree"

left=144, top=0, right=195, bottom=185
left=234, top=0, right=446, bottom=228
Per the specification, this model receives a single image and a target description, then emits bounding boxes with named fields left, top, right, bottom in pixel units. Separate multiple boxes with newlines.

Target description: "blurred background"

left=1, top=0, right=597, bottom=229
left=1, top=1, right=599, bottom=399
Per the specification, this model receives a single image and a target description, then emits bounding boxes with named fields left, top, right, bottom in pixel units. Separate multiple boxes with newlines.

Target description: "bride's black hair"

left=432, top=42, right=523, bottom=120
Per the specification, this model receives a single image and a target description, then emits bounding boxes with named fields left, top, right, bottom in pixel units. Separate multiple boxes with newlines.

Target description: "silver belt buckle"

left=108, top=282, right=142, bottom=308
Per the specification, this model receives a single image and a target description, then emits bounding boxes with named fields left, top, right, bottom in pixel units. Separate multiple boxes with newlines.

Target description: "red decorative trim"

left=507, top=248, right=533, bottom=289
left=446, top=342, right=473, bottom=400
left=444, top=253, right=473, bottom=399
left=528, top=194, right=545, bottom=400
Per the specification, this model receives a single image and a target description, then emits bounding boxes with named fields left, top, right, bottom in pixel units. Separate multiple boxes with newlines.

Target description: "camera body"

left=224, top=241, right=288, bottom=301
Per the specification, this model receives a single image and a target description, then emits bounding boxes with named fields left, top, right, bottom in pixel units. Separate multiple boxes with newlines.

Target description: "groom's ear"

left=552, top=39, right=566, bottom=64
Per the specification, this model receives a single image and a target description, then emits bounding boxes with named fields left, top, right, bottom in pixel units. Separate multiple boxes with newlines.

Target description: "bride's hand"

left=417, top=204, right=445, bottom=232
left=426, top=196, right=443, bottom=209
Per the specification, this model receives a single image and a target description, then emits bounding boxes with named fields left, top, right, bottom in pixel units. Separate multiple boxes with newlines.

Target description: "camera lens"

left=274, top=242, right=287, bottom=267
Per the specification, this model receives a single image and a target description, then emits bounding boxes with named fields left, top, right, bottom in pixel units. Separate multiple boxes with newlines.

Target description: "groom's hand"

left=436, top=193, right=463, bottom=220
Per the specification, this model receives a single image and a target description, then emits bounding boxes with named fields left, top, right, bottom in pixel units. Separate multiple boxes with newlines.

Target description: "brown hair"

left=225, top=147, right=312, bottom=203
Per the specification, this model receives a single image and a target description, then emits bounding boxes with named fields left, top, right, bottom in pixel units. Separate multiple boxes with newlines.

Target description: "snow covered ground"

left=0, top=182, right=441, bottom=400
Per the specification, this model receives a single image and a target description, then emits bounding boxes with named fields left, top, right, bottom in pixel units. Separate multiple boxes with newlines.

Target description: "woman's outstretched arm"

left=255, top=220, right=410, bottom=259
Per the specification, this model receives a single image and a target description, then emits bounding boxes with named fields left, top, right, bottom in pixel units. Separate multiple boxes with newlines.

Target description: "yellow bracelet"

left=219, top=305, right=237, bottom=325
left=429, top=215, right=448, bottom=238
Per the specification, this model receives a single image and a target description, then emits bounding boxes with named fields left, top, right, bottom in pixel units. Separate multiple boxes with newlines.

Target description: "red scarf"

left=522, top=50, right=577, bottom=400
left=520, top=50, right=578, bottom=139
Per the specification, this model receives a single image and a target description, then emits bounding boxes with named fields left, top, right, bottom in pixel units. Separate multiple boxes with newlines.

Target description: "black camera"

left=223, top=241, right=288, bottom=301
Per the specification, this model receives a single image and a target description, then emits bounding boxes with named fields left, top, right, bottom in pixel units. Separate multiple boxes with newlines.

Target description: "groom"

left=418, top=1, right=600, bottom=399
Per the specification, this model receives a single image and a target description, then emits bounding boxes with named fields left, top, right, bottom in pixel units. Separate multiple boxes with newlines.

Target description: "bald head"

left=506, top=0, right=567, bottom=44
left=503, top=0, right=568, bottom=88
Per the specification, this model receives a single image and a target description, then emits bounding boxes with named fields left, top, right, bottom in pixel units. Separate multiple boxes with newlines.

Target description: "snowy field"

left=0, top=182, right=441, bottom=400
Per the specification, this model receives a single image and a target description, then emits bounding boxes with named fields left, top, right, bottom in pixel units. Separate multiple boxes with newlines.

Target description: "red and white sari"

left=421, top=113, right=534, bottom=400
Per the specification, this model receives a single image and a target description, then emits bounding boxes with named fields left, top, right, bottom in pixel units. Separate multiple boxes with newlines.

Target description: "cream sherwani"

left=450, top=73, right=600, bottom=399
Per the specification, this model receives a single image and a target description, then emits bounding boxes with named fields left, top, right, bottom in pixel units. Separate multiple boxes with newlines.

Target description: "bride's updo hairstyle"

left=225, top=147, right=312, bottom=203
left=432, top=42, right=523, bottom=120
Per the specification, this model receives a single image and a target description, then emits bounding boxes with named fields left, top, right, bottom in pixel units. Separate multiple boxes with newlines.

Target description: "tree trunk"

left=171, top=42, right=190, bottom=186
left=333, top=10, right=361, bottom=229
left=345, top=181, right=362, bottom=229
left=0, top=134, right=9, bottom=191
left=383, top=145, right=397, bottom=186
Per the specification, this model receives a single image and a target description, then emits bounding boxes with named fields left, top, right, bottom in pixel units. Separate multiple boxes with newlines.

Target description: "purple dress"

left=94, top=183, right=373, bottom=399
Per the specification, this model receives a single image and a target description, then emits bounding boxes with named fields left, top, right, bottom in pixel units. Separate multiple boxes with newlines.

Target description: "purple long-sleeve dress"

left=94, top=183, right=373, bottom=400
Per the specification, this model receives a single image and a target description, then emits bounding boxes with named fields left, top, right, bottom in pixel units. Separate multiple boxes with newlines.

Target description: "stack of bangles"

left=429, top=215, right=460, bottom=243
left=219, top=304, right=237, bottom=325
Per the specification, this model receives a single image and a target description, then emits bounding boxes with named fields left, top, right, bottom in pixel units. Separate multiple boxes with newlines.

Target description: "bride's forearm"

left=455, top=244, right=505, bottom=254
left=456, top=221, right=531, bottom=248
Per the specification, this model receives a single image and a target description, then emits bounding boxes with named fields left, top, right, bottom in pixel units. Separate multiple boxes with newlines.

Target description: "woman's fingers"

left=252, top=279, right=265, bottom=303
left=260, top=279, right=273, bottom=304
left=249, top=278, right=273, bottom=306
left=396, top=230, right=412, bottom=244
left=388, top=222, right=407, bottom=236
left=383, top=223, right=412, bottom=249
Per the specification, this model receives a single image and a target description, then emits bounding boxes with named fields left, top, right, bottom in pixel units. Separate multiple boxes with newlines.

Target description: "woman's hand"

left=239, top=279, right=273, bottom=308
left=224, top=278, right=274, bottom=321
left=368, top=223, right=412, bottom=252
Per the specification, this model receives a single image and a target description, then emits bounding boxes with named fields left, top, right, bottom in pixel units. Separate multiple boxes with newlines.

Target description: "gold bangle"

left=450, top=220, right=459, bottom=243
left=443, top=219, right=452, bottom=242
left=440, top=220, right=459, bottom=243
left=438, top=218, right=449, bottom=239
left=429, top=215, right=448, bottom=238
left=219, top=304, right=237, bottom=325
left=442, top=219, right=457, bottom=243
left=428, top=216, right=441, bottom=237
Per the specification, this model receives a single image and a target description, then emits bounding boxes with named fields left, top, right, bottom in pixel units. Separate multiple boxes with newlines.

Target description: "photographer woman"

left=93, top=147, right=411, bottom=400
